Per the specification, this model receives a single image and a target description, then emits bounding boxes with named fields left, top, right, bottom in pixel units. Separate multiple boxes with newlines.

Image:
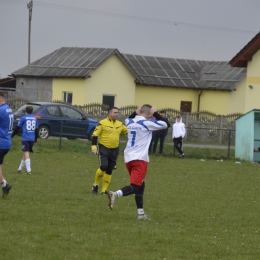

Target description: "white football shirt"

left=124, top=115, right=167, bottom=163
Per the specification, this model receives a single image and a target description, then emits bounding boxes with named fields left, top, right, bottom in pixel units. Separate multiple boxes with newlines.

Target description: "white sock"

left=138, top=209, right=144, bottom=215
left=1, top=179, right=7, bottom=187
left=25, top=159, right=31, bottom=173
left=115, top=190, right=123, bottom=198
left=18, top=160, right=25, bottom=170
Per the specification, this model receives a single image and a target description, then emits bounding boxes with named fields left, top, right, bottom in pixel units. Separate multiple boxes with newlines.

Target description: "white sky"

left=0, top=0, right=259, bottom=78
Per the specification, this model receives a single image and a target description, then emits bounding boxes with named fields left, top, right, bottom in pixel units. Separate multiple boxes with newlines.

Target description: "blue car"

left=13, top=102, right=98, bottom=140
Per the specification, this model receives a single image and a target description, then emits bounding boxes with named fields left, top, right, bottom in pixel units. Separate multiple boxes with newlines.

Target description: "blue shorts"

left=0, top=149, right=9, bottom=165
left=22, top=141, right=34, bottom=152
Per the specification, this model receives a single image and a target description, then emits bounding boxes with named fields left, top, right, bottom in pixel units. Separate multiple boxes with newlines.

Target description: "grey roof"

left=12, top=47, right=246, bottom=91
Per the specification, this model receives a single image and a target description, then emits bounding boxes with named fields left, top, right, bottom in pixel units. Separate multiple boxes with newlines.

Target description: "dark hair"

left=160, top=110, right=166, bottom=114
left=108, top=107, right=119, bottom=113
left=25, top=106, right=33, bottom=114
left=0, top=91, right=5, bottom=98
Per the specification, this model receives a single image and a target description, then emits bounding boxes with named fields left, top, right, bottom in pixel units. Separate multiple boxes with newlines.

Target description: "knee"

left=130, top=184, right=141, bottom=194
left=100, top=165, right=108, bottom=172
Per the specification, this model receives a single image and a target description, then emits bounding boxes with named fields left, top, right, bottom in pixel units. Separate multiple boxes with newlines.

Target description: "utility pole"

left=27, top=0, right=33, bottom=64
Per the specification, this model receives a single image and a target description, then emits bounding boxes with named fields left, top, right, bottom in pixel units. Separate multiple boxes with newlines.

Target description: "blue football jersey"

left=18, top=114, right=38, bottom=141
left=0, top=103, right=13, bottom=149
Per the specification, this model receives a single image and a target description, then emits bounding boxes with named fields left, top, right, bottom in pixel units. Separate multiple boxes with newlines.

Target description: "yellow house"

left=229, top=31, right=260, bottom=114
left=11, top=38, right=260, bottom=115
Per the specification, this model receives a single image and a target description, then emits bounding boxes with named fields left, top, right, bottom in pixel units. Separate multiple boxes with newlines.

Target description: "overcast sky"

left=0, top=0, right=259, bottom=78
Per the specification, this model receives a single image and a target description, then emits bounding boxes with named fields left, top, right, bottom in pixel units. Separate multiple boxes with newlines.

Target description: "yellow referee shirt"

left=92, top=118, right=127, bottom=149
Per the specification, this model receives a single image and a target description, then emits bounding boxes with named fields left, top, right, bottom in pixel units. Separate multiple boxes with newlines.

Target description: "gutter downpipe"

left=197, top=90, right=203, bottom=119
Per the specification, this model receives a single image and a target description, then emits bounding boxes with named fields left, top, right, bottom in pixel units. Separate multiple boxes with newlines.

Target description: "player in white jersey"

left=107, top=104, right=170, bottom=219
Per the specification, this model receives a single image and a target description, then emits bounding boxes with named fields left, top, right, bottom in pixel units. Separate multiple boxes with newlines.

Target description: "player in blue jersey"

left=0, top=91, right=13, bottom=198
left=12, top=106, right=38, bottom=174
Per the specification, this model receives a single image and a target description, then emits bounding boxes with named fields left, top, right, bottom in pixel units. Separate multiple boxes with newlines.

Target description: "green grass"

left=1, top=137, right=259, bottom=259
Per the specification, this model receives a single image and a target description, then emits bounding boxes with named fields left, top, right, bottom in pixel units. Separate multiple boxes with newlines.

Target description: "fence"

left=7, top=98, right=240, bottom=153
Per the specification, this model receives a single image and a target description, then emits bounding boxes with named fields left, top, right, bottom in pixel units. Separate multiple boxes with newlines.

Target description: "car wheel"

left=38, top=125, right=50, bottom=139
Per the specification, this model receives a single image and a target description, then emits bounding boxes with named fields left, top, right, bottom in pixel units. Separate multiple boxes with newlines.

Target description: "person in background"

left=0, top=91, right=13, bottom=198
left=12, top=106, right=38, bottom=174
left=107, top=104, right=168, bottom=220
left=152, top=110, right=170, bottom=154
left=172, top=115, right=186, bottom=158
left=91, top=107, right=127, bottom=195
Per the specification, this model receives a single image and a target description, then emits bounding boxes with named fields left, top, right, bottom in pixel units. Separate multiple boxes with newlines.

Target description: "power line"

left=1, top=0, right=258, bottom=35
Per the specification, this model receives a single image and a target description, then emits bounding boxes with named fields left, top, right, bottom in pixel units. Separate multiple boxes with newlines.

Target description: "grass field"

left=1, top=137, right=259, bottom=260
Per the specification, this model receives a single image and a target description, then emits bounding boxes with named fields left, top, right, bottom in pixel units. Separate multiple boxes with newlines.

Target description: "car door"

left=44, top=105, right=62, bottom=136
left=59, top=105, right=89, bottom=138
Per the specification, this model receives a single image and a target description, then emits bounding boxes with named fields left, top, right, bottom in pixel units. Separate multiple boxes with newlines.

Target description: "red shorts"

left=125, top=160, right=148, bottom=186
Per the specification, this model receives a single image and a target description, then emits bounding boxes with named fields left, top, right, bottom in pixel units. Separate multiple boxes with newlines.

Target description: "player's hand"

left=92, top=149, right=98, bottom=155
left=135, top=106, right=142, bottom=115
left=150, top=106, right=157, bottom=116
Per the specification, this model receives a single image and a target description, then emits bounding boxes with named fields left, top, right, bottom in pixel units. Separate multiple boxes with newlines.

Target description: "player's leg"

left=22, top=141, right=33, bottom=174
left=0, top=149, right=12, bottom=198
left=92, top=145, right=109, bottom=194
left=101, top=147, right=119, bottom=194
left=108, top=160, right=149, bottom=220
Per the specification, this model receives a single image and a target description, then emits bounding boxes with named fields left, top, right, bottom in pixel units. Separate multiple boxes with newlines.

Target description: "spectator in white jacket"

left=172, top=115, right=186, bottom=158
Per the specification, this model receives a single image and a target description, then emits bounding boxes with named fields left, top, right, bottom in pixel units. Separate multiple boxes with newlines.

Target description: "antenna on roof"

left=27, top=0, right=33, bottom=64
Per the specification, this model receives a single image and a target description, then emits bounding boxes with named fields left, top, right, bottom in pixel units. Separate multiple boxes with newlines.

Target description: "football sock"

left=138, top=208, right=144, bottom=215
left=25, top=159, right=31, bottom=173
left=101, top=174, right=112, bottom=193
left=115, top=190, right=123, bottom=198
left=135, top=194, right=143, bottom=208
left=18, top=160, right=25, bottom=171
left=1, top=179, right=7, bottom=187
left=93, top=168, right=105, bottom=186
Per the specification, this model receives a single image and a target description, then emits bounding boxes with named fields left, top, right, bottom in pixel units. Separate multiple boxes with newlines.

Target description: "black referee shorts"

left=98, top=144, right=119, bottom=174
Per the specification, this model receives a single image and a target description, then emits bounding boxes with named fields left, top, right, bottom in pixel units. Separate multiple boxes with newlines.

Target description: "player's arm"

left=121, top=124, right=128, bottom=135
left=91, top=123, right=102, bottom=154
left=128, top=106, right=141, bottom=118
left=34, top=128, right=38, bottom=143
left=153, top=112, right=171, bottom=127
left=11, top=126, right=21, bottom=137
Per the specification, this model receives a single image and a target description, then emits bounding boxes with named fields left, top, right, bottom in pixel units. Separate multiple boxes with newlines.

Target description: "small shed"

left=235, top=109, right=260, bottom=162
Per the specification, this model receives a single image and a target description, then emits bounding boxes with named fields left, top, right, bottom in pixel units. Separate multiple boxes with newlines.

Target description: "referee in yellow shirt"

left=91, top=107, right=127, bottom=195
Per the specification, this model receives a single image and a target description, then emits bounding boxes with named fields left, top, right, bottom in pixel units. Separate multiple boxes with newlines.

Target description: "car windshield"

left=15, top=104, right=42, bottom=114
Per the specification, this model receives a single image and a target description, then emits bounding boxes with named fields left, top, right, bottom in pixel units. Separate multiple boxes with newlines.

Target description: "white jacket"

left=172, top=117, right=186, bottom=138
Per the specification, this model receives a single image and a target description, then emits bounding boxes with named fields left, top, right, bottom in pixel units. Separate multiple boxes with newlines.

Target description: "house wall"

left=199, top=90, right=229, bottom=114
left=245, top=49, right=260, bottom=112
left=16, top=77, right=52, bottom=101
left=227, top=78, right=246, bottom=114
left=135, top=86, right=229, bottom=114
left=135, top=86, right=199, bottom=111
left=52, top=78, right=85, bottom=105
left=83, top=54, right=136, bottom=107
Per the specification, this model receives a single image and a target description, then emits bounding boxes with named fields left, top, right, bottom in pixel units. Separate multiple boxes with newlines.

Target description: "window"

left=63, top=92, right=73, bottom=104
left=180, top=101, right=192, bottom=113
left=47, top=106, right=60, bottom=116
left=60, top=106, right=83, bottom=119
left=102, top=95, right=115, bottom=108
